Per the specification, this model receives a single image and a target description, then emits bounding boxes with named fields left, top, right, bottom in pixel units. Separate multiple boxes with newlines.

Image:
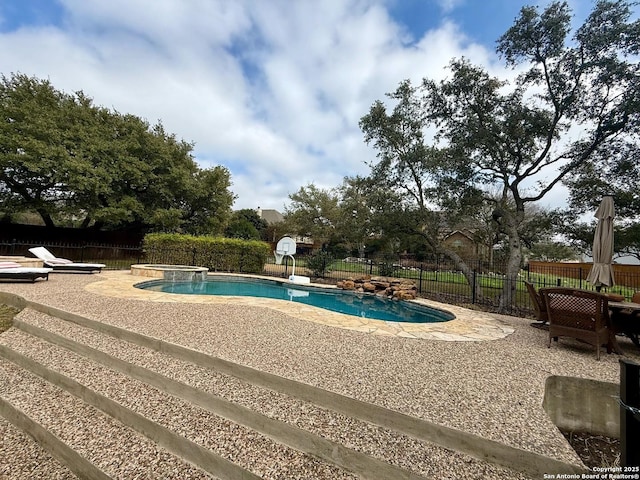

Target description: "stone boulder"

left=362, top=282, right=377, bottom=292
left=336, top=275, right=417, bottom=300
left=337, top=280, right=356, bottom=290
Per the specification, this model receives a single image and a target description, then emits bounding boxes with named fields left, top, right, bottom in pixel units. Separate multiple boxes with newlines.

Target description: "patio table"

left=609, top=301, right=640, bottom=348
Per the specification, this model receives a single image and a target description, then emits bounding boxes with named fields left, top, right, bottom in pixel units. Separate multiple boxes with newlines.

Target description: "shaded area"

left=562, top=430, right=620, bottom=469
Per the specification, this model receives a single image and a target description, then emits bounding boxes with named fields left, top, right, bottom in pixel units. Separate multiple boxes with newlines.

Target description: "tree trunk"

left=498, top=219, right=523, bottom=314
left=36, top=208, right=56, bottom=229
left=442, top=248, right=485, bottom=303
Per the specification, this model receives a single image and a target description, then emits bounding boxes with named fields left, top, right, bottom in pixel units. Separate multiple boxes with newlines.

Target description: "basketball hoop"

left=274, top=236, right=309, bottom=283
left=275, top=237, right=296, bottom=268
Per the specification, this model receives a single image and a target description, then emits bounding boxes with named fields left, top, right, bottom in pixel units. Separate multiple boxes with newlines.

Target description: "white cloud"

left=434, top=0, right=465, bottom=14
left=0, top=0, right=505, bottom=211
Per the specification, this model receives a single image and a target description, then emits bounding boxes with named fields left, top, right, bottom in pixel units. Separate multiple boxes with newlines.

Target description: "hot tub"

left=130, top=264, right=208, bottom=282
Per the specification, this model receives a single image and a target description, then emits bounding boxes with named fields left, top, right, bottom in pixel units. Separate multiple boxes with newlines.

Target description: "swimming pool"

left=137, top=276, right=455, bottom=324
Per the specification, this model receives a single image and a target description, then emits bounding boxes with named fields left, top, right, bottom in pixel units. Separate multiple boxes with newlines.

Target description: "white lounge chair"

left=0, top=261, right=52, bottom=282
left=28, top=247, right=106, bottom=273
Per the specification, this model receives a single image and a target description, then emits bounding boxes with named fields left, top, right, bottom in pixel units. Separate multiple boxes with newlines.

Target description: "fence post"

left=11, top=239, right=16, bottom=255
left=472, top=269, right=477, bottom=304
left=579, top=268, right=582, bottom=289
left=418, top=266, right=423, bottom=295
left=620, top=359, right=640, bottom=467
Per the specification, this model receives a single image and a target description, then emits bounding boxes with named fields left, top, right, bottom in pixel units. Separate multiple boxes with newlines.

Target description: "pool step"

left=0, top=304, right=585, bottom=479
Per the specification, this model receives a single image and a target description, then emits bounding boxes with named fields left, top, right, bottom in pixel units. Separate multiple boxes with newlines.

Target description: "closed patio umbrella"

left=586, top=195, right=616, bottom=290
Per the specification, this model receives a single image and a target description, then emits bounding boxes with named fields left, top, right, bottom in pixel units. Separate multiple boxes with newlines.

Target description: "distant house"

left=256, top=207, right=315, bottom=253
left=256, top=207, right=284, bottom=225
left=442, top=230, right=489, bottom=261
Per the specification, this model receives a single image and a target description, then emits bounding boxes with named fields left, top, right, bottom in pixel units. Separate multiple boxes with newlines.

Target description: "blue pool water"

left=137, top=276, right=454, bottom=323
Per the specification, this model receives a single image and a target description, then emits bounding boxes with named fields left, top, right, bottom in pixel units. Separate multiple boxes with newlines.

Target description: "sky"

left=0, top=0, right=595, bottom=212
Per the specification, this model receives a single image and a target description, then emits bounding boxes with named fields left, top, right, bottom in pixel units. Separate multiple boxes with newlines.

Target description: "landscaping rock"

left=336, top=275, right=417, bottom=300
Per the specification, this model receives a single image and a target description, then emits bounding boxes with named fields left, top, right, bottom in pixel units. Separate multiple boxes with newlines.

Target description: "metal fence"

left=269, top=256, right=640, bottom=316
left=2, top=239, right=639, bottom=317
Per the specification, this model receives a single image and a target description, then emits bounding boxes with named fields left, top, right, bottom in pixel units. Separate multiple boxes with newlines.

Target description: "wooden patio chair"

left=539, top=288, right=613, bottom=360
left=525, top=281, right=548, bottom=326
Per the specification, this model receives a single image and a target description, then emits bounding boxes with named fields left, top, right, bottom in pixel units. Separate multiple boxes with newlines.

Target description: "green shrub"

left=0, top=304, right=19, bottom=334
left=377, top=261, right=396, bottom=277
left=143, top=233, right=270, bottom=273
left=306, top=251, right=334, bottom=278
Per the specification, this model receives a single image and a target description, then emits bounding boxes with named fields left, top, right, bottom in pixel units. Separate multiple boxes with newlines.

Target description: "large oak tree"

left=360, top=0, right=639, bottom=311
left=0, top=73, right=234, bottom=234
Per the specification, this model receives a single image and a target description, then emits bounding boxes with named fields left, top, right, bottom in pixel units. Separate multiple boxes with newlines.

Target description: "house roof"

left=257, top=208, right=284, bottom=225
left=443, top=230, right=474, bottom=241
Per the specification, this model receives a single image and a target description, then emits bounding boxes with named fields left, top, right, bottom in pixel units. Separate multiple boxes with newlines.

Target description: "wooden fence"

left=528, top=261, right=640, bottom=290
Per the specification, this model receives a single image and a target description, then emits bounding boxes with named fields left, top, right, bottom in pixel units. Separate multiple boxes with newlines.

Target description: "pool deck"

left=86, top=271, right=515, bottom=341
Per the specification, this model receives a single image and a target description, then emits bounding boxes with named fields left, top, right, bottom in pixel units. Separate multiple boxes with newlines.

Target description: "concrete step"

left=1, top=309, right=434, bottom=479
left=0, top=358, right=219, bottom=480
left=0, top=303, right=586, bottom=479
left=0, top=328, right=363, bottom=480
left=0, top=415, right=77, bottom=479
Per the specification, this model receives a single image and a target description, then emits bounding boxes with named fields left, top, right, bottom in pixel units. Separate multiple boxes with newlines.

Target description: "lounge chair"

left=0, top=261, right=52, bottom=282
left=28, top=247, right=105, bottom=273
left=525, top=281, right=548, bottom=326
left=540, top=287, right=614, bottom=360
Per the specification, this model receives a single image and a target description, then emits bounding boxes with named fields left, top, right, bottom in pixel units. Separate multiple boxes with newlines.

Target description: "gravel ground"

left=1, top=326, right=358, bottom=480
left=2, top=273, right=639, bottom=479
left=0, top=360, right=217, bottom=480
left=0, top=416, right=77, bottom=480
left=3, top=310, right=531, bottom=479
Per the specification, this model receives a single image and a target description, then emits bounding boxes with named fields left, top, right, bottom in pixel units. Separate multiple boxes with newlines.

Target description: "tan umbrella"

left=586, top=195, right=616, bottom=290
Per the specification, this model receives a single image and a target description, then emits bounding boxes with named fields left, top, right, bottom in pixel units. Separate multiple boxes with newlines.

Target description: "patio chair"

left=540, top=287, right=614, bottom=360
left=0, top=261, right=52, bottom=282
left=28, top=247, right=105, bottom=273
left=525, top=281, right=548, bottom=326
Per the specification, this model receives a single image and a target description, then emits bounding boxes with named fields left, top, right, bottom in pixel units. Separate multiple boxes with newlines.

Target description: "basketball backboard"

left=275, top=236, right=297, bottom=256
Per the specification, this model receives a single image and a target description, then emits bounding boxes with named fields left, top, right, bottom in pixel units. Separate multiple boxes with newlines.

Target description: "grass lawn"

left=0, top=304, right=19, bottom=334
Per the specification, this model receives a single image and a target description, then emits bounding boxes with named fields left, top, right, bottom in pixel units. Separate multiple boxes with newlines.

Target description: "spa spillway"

left=131, top=264, right=208, bottom=282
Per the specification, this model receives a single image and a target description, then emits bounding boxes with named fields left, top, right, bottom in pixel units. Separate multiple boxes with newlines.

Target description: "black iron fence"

left=2, top=239, right=639, bottom=317
left=269, top=255, right=640, bottom=316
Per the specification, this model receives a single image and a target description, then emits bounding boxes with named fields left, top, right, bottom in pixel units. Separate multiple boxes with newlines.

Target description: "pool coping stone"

left=85, top=271, right=515, bottom=342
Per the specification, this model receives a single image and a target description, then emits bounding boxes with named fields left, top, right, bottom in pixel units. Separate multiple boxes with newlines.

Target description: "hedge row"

left=143, top=233, right=271, bottom=274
